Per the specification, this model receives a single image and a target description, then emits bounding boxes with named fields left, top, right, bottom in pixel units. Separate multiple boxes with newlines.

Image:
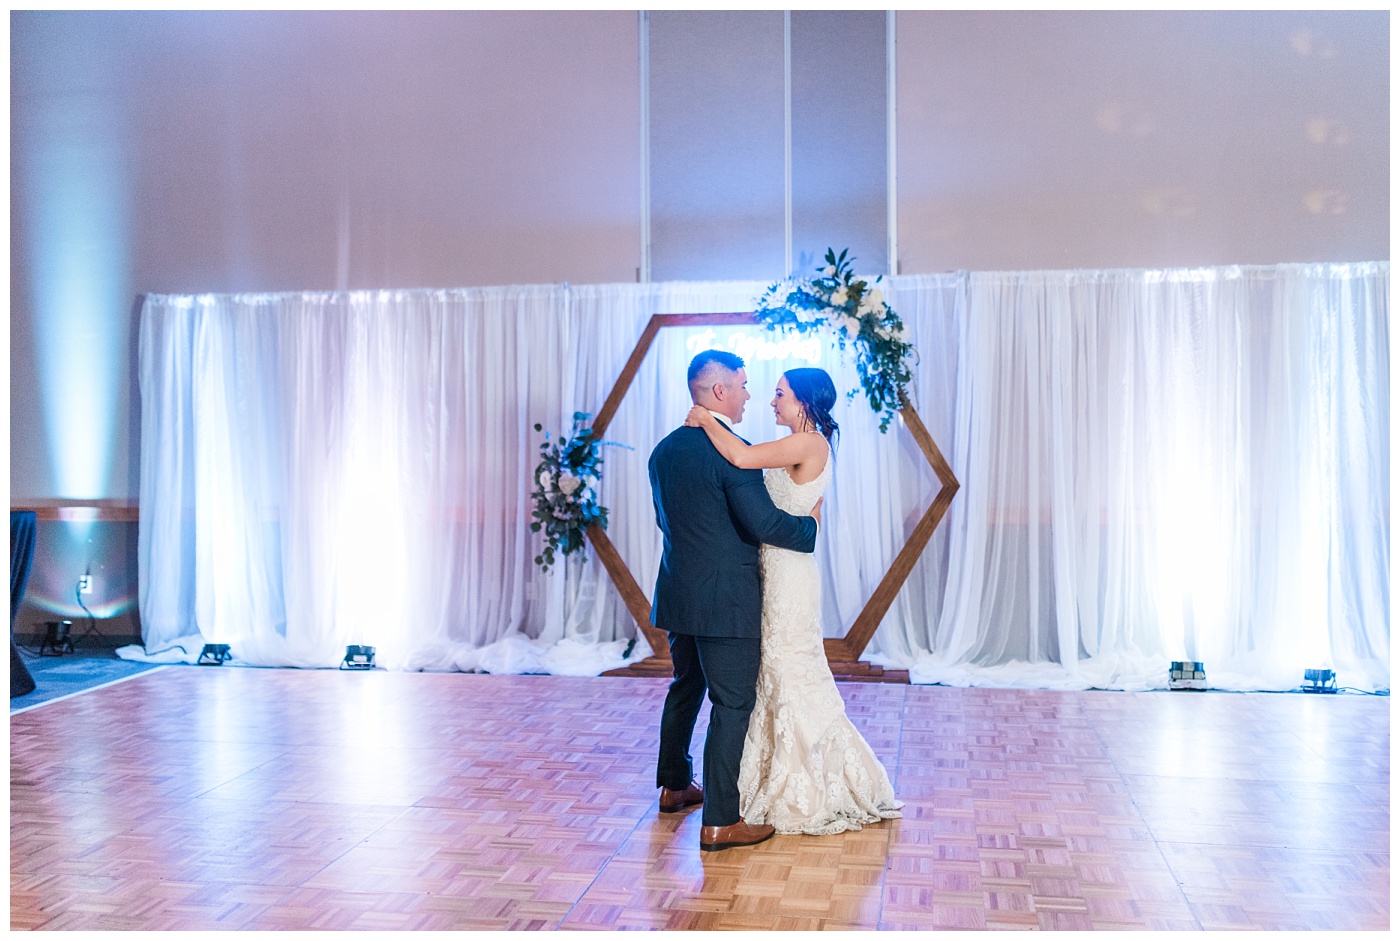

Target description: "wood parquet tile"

left=10, top=670, right=1390, bottom=930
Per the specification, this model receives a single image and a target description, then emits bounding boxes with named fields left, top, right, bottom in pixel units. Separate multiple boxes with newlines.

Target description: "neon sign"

left=684, top=328, right=822, bottom=365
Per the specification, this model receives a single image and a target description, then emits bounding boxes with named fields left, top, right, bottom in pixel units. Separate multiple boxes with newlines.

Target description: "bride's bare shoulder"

left=800, top=431, right=830, bottom=468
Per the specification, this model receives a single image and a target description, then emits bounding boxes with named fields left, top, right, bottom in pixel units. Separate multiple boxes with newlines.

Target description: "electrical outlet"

left=79, top=575, right=93, bottom=595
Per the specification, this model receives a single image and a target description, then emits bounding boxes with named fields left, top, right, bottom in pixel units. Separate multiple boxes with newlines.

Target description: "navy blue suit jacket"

left=648, top=423, right=817, bottom=639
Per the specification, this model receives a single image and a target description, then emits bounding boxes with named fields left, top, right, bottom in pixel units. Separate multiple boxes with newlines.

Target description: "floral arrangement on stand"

left=529, top=412, right=631, bottom=572
left=753, top=247, right=916, bottom=432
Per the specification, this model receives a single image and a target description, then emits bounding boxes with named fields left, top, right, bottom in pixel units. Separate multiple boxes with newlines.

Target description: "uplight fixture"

left=1302, top=668, right=1338, bottom=693
left=39, top=620, right=73, bottom=656
left=198, top=643, right=232, bottom=665
left=341, top=645, right=376, bottom=670
left=1169, top=661, right=1207, bottom=690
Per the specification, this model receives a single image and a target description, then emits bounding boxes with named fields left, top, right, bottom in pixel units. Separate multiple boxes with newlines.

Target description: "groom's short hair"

left=687, top=349, right=745, bottom=400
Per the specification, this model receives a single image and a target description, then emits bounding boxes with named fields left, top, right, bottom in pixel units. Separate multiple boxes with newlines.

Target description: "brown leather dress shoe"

left=699, top=820, right=775, bottom=851
left=658, top=782, right=704, bottom=813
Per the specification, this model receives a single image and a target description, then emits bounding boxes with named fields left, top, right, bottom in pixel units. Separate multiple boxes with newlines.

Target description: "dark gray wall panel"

left=648, top=11, right=785, bottom=282
left=791, top=11, right=888, bottom=278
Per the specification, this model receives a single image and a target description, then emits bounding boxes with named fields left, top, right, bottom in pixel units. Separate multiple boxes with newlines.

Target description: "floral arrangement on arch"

left=529, top=412, right=631, bottom=572
left=753, top=247, right=915, bottom=432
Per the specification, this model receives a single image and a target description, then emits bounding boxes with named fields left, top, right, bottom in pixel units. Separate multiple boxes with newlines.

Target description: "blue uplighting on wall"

left=18, top=37, right=131, bottom=500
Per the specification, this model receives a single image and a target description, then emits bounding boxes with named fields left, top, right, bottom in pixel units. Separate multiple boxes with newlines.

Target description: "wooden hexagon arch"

left=588, top=312, right=959, bottom=682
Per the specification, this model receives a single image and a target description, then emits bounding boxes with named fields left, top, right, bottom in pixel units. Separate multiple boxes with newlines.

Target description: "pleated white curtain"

left=135, top=286, right=609, bottom=673
left=909, top=262, right=1389, bottom=691
left=131, top=262, right=1389, bottom=691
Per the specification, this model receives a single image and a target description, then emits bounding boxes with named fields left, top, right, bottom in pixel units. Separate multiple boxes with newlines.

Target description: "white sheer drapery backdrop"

left=134, top=286, right=629, bottom=673
left=910, top=263, right=1389, bottom=691
left=129, top=262, right=1388, bottom=691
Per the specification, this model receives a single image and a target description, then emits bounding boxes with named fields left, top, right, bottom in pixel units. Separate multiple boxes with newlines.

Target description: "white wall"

left=11, top=10, right=642, bottom=501
left=896, top=10, right=1388, bottom=272
left=10, top=10, right=1388, bottom=502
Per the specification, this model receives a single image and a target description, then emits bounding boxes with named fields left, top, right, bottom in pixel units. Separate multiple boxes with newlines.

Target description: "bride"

left=685, top=367, right=903, bottom=835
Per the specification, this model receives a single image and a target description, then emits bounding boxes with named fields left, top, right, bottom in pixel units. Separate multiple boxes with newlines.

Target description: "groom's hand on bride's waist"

left=811, top=497, right=822, bottom=530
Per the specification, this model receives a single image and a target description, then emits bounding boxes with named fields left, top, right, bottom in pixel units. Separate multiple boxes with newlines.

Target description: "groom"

left=648, top=349, right=820, bottom=851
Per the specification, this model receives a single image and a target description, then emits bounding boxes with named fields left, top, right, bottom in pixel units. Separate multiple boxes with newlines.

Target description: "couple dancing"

left=648, top=349, right=902, bottom=851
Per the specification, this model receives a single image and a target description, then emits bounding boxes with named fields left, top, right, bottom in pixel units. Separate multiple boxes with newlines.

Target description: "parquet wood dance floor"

left=10, top=668, right=1389, bottom=930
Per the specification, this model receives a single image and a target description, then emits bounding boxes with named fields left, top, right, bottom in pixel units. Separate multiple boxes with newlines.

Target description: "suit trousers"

left=656, top=632, right=761, bottom=827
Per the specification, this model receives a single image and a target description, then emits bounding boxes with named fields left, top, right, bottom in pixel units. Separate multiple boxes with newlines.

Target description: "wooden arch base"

left=587, top=312, right=959, bottom=684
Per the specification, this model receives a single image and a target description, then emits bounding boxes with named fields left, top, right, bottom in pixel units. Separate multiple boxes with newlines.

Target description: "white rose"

left=830, top=287, right=849, bottom=307
left=859, top=298, right=886, bottom=318
left=866, top=288, right=883, bottom=309
left=838, top=313, right=862, bottom=336
left=558, top=474, right=582, bottom=496
left=538, top=469, right=554, bottom=490
left=823, top=265, right=836, bottom=277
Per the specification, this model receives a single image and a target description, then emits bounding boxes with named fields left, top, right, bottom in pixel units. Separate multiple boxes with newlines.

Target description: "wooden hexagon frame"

left=587, top=312, right=959, bottom=680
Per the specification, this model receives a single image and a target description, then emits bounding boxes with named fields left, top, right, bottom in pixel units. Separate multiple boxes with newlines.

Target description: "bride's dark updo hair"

left=783, top=367, right=839, bottom=448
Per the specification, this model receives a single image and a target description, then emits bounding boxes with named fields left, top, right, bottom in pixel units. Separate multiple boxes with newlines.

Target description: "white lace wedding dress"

left=737, top=449, right=904, bottom=835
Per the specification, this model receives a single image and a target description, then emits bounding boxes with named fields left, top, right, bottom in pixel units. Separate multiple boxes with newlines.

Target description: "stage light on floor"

left=197, top=643, right=232, bottom=665
left=1169, top=661, right=1207, bottom=690
left=341, top=645, right=376, bottom=670
left=39, top=620, right=74, bottom=656
left=1302, top=668, right=1338, bottom=693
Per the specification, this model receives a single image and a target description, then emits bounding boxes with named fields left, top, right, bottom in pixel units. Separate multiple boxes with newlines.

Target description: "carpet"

left=11, top=647, right=166, bottom=713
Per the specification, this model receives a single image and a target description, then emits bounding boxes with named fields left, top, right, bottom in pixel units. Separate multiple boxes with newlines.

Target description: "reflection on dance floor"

left=10, top=668, right=1389, bottom=930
